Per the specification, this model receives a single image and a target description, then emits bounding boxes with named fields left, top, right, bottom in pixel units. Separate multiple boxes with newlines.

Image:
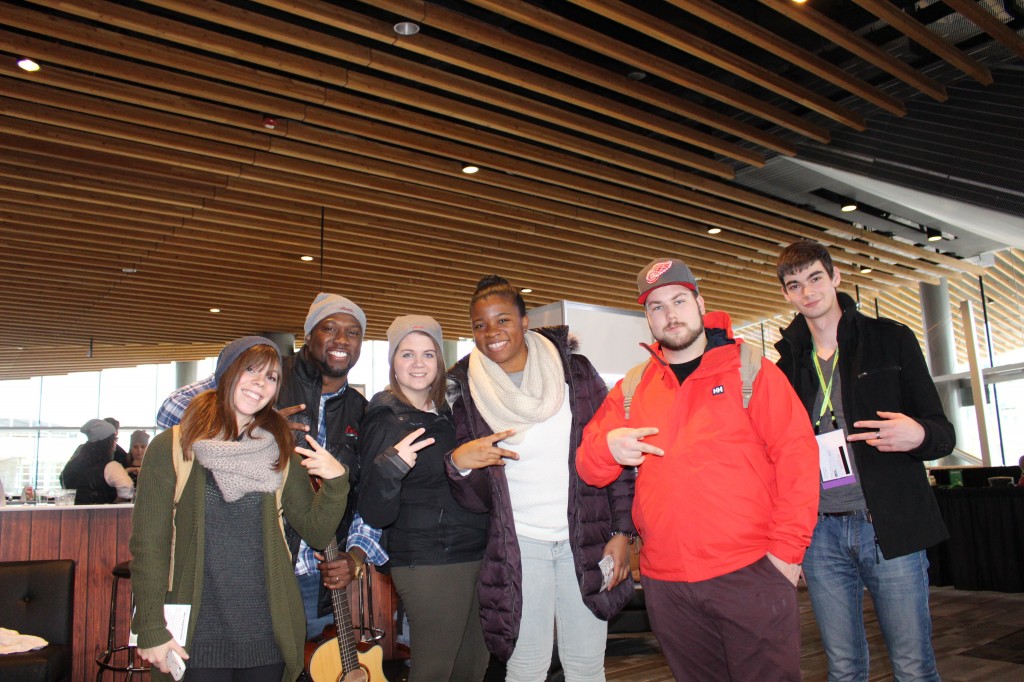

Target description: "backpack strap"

left=169, top=425, right=192, bottom=592
left=621, top=359, right=650, bottom=420
left=739, top=342, right=763, bottom=409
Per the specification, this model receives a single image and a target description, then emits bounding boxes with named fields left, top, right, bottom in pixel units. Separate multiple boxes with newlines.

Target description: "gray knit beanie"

left=130, top=430, right=150, bottom=447
left=304, top=293, right=367, bottom=337
left=81, top=418, right=116, bottom=443
left=387, top=315, right=444, bottom=363
left=215, top=336, right=282, bottom=383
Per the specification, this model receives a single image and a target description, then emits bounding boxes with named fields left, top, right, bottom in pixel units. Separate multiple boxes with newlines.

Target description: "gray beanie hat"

left=304, top=293, right=367, bottom=337
left=130, top=430, right=150, bottom=447
left=387, top=315, right=444, bottom=363
left=215, top=336, right=282, bottom=383
left=81, top=418, right=116, bottom=442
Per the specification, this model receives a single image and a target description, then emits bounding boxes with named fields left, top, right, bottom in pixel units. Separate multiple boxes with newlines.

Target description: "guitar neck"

left=322, top=538, right=361, bottom=675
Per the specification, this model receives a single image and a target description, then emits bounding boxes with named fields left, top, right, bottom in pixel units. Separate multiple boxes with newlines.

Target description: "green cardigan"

left=130, top=429, right=349, bottom=682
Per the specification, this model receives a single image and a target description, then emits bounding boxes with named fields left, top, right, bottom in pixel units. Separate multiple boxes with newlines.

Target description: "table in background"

left=927, top=487, right=1024, bottom=593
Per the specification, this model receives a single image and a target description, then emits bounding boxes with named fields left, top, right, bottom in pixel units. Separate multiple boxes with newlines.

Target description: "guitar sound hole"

left=341, top=667, right=369, bottom=682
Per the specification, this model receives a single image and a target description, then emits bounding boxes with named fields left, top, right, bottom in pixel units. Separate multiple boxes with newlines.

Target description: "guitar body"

left=308, top=637, right=386, bottom=682
left=303, top=538, right=388, bottom=682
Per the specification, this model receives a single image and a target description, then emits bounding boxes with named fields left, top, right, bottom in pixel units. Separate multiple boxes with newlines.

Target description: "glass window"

left=38, top=372, right=100, bottom=427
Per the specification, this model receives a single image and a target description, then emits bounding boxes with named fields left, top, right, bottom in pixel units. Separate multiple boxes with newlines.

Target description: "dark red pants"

left=642, top=556, right=800, bottom=681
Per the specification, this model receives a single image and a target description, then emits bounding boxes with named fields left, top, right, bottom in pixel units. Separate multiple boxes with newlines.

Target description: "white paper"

left=128, top=604, right=191, bottom=647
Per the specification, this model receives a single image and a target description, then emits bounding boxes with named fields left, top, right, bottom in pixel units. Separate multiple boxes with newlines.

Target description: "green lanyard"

left=811, top=348, right=839, bottom=433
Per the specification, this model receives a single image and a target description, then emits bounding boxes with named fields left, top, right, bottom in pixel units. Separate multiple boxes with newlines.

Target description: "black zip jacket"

left=776, top=292, right=954, bottom=558
left=357, top=391, right=488, bottom=567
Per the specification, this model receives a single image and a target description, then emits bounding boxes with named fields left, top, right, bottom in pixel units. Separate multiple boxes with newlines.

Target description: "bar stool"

left=96, top=561, right=149, bottom=681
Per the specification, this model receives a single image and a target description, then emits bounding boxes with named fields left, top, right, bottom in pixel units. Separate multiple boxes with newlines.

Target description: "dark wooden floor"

left=395, top=585, right=1024, bottom=681
left=599, top=586, right=1024, bottom=681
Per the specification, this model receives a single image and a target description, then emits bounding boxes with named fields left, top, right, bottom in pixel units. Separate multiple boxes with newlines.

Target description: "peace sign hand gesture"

left=452, top=429, right=518, bottom=470
left=392, top=427, right=436, bottom=468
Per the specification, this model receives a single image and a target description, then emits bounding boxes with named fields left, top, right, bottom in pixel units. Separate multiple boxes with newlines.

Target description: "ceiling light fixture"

left=121, top=267, right=137, bottom=274
left=461, top=163, right=479, bottom=174
left=860, top=264, right=873, bottom=274
left=840, top=199, right=858, bottom=212
left=17, top=58, right=40, bottom=72
left=627, top=70, right=646, bottom=81
left=394, top=21, right=420, bottom=35
left=209, top=308, right=221, bottom=313
left=300, top=255, right=314, bottom=262
left=926, top=227, right=943, bottom=242
left=707, top=227, right=722, bottom=235
left=521, top=288, right=533, bottom=294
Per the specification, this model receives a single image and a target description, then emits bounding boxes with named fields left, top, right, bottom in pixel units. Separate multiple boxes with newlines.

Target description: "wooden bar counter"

left=0, top=504, right=400, bottom=682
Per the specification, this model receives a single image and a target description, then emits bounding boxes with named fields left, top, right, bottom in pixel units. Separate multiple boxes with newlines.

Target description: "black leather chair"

left=0, top=559, right=75, bottom=682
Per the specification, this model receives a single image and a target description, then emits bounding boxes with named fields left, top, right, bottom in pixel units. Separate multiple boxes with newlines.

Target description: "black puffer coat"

left=776, top=292, right=954, bottom=558
left=445, top=326, right=636, bottom=661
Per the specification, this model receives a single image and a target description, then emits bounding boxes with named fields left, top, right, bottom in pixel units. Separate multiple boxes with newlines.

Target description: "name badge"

left=816, top=429, right=856, bottom=489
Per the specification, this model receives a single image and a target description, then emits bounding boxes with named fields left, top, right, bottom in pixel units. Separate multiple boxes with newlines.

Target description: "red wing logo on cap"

left=646, top=260, right=673, bottom=284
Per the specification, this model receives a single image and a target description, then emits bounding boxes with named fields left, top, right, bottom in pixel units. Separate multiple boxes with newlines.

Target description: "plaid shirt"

left=295, top=387, right=388, bottom=575
left=155, top=375, right=216, bottom=429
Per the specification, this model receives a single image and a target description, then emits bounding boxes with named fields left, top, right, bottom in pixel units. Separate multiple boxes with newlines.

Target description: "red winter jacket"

left=577, top=322, right=819, bottom=582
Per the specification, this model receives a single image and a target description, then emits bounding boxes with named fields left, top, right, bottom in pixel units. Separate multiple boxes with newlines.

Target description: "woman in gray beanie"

left=356, top=315, right=496, bottom=682
left=61, top=418, right=134, bottom=504
left=129, top=336, right=350, bottom=682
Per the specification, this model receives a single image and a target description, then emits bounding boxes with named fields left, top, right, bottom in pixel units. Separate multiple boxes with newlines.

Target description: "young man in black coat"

left=775, top=240, right=955, bottom=681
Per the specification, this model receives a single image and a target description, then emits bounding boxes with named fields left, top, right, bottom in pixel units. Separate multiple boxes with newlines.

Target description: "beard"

left=656, top=321, right=704, bottom=352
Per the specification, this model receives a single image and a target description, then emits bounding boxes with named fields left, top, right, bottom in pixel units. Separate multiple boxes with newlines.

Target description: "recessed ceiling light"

left=860, top=264, right=873, bottom=274
left=627, top=70, right=646, bottom=81
left=209, top=308, right=221, bottom=313
left=926, top=227, right=943, bottom=242
left=840, top=201, right=858, bottom=212
left=707, top=227, right=722, bottom=235
left=521, top=288, right=533, bottom=294
left=461, top=163, right=479, bottom=174
left=121, top=267, right=137, bottom=274
left=17, top=58, right=40, bottom=72
left=300, top=255, right=314, bottom=262
left=394, top=21, right=420, bottom=35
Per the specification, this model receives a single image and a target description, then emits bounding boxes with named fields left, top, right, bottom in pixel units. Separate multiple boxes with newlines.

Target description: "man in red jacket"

left=577, top=257, right=819, bottom=681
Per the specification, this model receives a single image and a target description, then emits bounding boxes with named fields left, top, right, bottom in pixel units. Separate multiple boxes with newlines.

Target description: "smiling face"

left=644, top=284, right=707, bottom=362
left=304, top=312, right=363, bottom=383
left=471, top=294, right=529, bottom=373
left=231, top=357, right=281, bottom=429
left=392, top=332, right=441, bottom=408
left=780, top=260, right=842, bottom=323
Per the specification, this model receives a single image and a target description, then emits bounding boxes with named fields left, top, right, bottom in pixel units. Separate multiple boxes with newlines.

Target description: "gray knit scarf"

left=192, top=428, right=284, bottom=502
left=468, top=330, right=566, bottom=445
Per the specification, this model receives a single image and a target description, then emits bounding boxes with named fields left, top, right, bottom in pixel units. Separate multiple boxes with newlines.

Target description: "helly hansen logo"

left=712, top=385, right=724, bottom=395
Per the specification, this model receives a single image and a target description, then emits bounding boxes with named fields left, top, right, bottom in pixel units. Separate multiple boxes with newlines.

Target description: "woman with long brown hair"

left=130, top=336, right=349, bottom=682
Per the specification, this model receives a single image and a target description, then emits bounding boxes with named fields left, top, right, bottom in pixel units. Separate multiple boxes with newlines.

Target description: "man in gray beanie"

left=276, top=292, right=379, bottom=640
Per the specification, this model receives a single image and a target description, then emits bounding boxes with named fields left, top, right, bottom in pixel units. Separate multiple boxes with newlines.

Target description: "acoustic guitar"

left=306, top=538, right=388, bottom=682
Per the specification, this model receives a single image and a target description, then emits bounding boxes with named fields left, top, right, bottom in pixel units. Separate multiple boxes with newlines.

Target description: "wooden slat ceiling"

left=1, top=0, right=1022, bottom=379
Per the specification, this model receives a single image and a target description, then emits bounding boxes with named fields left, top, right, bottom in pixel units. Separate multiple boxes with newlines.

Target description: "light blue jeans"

left=803, top=511, right=939, bottom=682
left=505, top=536, right=607, bottom=682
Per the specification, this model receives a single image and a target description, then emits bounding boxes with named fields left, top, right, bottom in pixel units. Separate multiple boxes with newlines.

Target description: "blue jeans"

left=298, top=570, right=333, bottom=640
left=803, top=511, right=939, bottom=681
left=505, top=536, right=607, bottom=682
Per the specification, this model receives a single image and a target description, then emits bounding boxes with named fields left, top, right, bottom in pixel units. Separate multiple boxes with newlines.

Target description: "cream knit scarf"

left=192, top=428, right=283, bottom=502
left=468, top=331, right=565, bottom=445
